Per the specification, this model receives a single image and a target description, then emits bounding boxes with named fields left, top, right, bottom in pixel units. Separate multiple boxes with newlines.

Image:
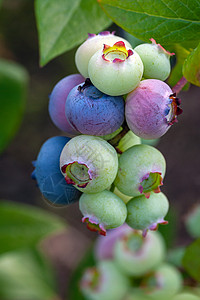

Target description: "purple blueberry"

left=65, top=80, right=125, bottom=136
left=125, top=79, right=182, bottom=139
left=48, top=74, right=84, bottom=136
left=33, top=136, right=81, bottom=206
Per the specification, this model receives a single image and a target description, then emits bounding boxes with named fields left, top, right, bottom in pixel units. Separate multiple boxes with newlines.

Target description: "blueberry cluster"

left=80, top=225, right=184, bottom=300
left=32, top=31, right=183, bottom=237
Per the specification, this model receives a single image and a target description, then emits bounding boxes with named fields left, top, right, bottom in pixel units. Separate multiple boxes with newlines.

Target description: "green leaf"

left=183, top=42, right=200, bottom=87
left=0, top=200, right=66, bottom=254
left=168, top=44, right=190, bottom=90
left=182, top=238, right=200, bottom=282
left=0, top=59, right=28, bottom=153
left=35, top=0, right=112, bottom=66
left=0, top=249, right=58, bottom=300
left=69, top=246, right=95, bottom=300
left=98, top=0, right=200, bottom=44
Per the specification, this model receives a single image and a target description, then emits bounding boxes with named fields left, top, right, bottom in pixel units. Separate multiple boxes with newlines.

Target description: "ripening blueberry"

left=134, top=38, right=174, bottom=81
left=114, top=144, right=166, bottom=198
left=75, top=31, right=132, bottom=78
left=114, top=230, right=166, bottom=276
left=140, top=263, right=183, bottom=298
left=48, top=74, right=84, bottom=136
left=60, top=135, right=118, bottom=193
left=184, top=204, right=200, bottom=238
left=80, top=260, right=129, bottom=300
left=65, top=80, right=125, bottom=136
left=33, top=136, right=81, bottom=206
left=94, top=224, right=132, bottom=260
left=126, top=192, right=169, bottom=237
left=88, top=41, right=143, bottom=96
left=125, top=79, right=183, bottom=139
left=79, top=190, right=127, bottom=235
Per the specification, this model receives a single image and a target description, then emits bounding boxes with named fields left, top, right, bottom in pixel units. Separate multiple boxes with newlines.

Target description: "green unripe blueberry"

left=88, top=41, right=143, bottom=96
left=114, top=144, right=166, bottom=198
left=79, top=190, right=127, bottom=235
left=134, top=38, right=174, bottom=81
left=75, top=31, right=132, bottom=78
left=60, top=135, right=118, bottom=194
left=114, top=230, right=166, bottom=277
left=80, top=260, right=130, bottom=300
left=141, top=263, right=183, bottom=299
left=126, top=192, right=169, bottom=236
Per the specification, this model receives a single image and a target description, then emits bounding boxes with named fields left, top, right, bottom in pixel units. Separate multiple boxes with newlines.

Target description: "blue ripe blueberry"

left=48, top=74, right=84, bottom=136
left=75, top=31, right=132, bottom=78
left=80, top=260, right=130, bottom=300
left=94, top=224, right=132, bottom=260
left=134, top=38, right=175, bottom=81
left=88, top=41, right=143, bottom=96
left=79, top=190, right=127, bottom=235
left=125, top=79, right=182, bottom=139
left=114, top=144, right=166, bottom=198
left=126, top=192, right=169, bottom=237
left=140, top=263, right=183, bottom=299
left=33, top=136, right=81, bottom=206
left=114, top=230, right=166, bottom=276
left=65, top=80, right=125, bottom=136
left=60, top=135, right=118, bottom=193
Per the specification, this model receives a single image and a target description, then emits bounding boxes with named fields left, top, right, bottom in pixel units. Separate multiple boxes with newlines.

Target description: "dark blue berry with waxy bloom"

left=33, top=136, right=81, bottom=206
left=65, top=80, right=125, bottom=136
left=48, top=74, right=84, bottom=136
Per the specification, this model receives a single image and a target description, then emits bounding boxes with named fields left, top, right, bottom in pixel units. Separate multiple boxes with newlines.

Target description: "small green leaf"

left=0, top=249, right=58, bottom=300
left=0, top=200, right=66, bottom=254
left=168, top=44, right=190, bottom=90
left=35, top=0, right=112, bottom=66
left=69, top=246, right=95, bottom=300
left=98, top=0, right=200, bottom=45
left=182, top=238, right=200, bottom=282
left=0, top=59, right=28, bottom=153
left=183, top=42, right=200, bottom=87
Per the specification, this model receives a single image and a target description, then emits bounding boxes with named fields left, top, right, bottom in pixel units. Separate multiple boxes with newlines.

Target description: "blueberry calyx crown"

left=102, top=41, right=133, bottom=63
left=166, top=93, right=183, bottom=126
left=150, top=38, right=175, bottom=57
left=142, top=219, right=168, bottom=237
left=123, top=232, right=144, bottom=253
left=82, top=216, right=106, bottom=236
left=139, top=172, right=163, bottom=199
left=77, top=79, right=103, bottom=99
left=61, top=161, right=92, bottom=188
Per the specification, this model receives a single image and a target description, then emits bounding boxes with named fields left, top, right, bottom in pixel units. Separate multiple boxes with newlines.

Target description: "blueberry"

left=79, top=190, right=127, bottom=235
left=60, top=135, right=118, bottom=194
left=75, top=31, right=132, bottom=78
left=48, top=74, right=84, bottom=136
left=80, top=260, right=129, bottom=300
left=114, top=230, right=166, bottom=276
left=33, top=136, right=81, bottom=206
left=140, top=263, right=183, bottom=298
left=134, top=39, right=175, bottom=81
left=125, top=79, right=182, bottom=139
left=65, top=81, right=125, bottom=136
left=114, top=144, right=166, bottom=198
left=126, top=192, right=169, bottom=236
left=88, top=41, right=143, bottom=96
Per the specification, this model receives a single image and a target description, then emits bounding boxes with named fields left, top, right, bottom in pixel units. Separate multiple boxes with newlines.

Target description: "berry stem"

left=172, top=76, right=188, bottom=95
left=108, top=121, right=129, bottom=150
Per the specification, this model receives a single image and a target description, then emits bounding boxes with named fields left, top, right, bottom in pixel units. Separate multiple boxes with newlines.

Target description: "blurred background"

left=0, top=1, right=200, bottom=299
